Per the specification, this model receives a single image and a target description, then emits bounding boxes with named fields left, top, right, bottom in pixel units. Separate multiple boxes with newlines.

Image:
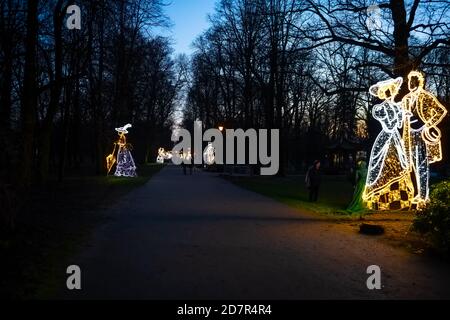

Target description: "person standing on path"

left=305, top=160, right=322, bottom=202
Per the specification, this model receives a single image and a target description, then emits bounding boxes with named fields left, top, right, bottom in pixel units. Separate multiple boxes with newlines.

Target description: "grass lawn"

left=230, top=174, right=356, bottom=216
left=0, top=164, right=164, bottom=299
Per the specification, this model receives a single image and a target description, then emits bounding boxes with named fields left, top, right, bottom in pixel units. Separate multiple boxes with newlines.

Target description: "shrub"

left=413, top=181, right=450, bottom=255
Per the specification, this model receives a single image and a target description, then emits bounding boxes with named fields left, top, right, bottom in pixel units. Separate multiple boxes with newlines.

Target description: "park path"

left=62, top=165, right=450, bottom=299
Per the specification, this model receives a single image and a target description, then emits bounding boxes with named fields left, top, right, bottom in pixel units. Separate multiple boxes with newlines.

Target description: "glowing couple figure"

left=363, top=71, right=447, bottom=210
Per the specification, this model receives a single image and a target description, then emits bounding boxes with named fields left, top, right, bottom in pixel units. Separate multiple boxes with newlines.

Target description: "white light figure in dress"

left=203, top=142, right=215, bottom=165
left=363, top=77, right=412, bottom=210
left=113, top=124, right=137, bottom=177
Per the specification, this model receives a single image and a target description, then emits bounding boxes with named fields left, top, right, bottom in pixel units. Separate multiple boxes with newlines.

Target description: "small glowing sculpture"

left=363, top=71, right=447, bottom=210
left=203, top=142, right=215, bottom=165
left=157, top=148, right=166, bottom=164
left=106, top=124, right=137, bottom=177
left=180, top=149, right=192, bottom=162
left=156, top=148, right=174, bottom=163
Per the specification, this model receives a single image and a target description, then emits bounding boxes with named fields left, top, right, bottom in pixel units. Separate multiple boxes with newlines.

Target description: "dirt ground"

left=325, top=212, right=434, bottom=257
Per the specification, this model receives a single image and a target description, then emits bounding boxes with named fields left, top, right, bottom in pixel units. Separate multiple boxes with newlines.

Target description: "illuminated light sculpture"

left=363, top=77, right=413, bottom=210
left=106, top=124, right=137, bottom=177
left=403, top=71, right=447, bottom=206
left=156, top=148, right=173, bottom=163
left=106, top=147, right=117, bottom=175
left=363, top=71, right=447, bottom=211
left=203, top=142, right=215, bottom=165
left=157, top=148, right=166, bottom=164
left=180, top=149, right=192, bottom=162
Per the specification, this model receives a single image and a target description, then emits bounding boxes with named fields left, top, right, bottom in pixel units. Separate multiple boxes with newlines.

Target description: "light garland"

left=363, top=71, right=447, bottom=210
left=106, top=124, right=137, bottom=177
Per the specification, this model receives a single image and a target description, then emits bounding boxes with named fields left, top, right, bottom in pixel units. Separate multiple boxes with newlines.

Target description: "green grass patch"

left=230, top=175, right=448, bottom=218
left=230, top=174, right=358, bottom=216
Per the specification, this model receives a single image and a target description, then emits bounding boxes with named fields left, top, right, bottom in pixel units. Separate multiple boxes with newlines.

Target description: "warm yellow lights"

left=203, top=142, right=215, bottom=165
left=405, top=71, right=446, bottom=165
left=106, top=124, right=137, bottom=177
left=180, top=149, right=192, bottom=161
left=106, top=146, right=117, bottom=175
left=157, top=148, right=172, bottom=164
left=363, top=71, right=447, bottom=211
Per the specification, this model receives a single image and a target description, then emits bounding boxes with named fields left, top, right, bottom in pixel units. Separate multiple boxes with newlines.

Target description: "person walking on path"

left=305, top=160, right=322, bottom=202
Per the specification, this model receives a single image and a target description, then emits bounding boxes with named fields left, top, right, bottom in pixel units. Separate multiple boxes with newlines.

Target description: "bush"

left=413, top=181, right=450, bottom=255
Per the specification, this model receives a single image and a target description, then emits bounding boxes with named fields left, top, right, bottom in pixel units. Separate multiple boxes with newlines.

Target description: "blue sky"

left=161, top=0, right=217, bottom=56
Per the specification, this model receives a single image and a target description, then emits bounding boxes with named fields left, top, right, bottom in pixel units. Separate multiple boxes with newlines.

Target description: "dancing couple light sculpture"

left=363, top=71, right=447, bottom=210
left=106, top=124, right=137, bottom=177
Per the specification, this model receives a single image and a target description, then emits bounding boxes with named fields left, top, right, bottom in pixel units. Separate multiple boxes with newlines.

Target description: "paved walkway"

left=62, top=166, right=450, bottom=299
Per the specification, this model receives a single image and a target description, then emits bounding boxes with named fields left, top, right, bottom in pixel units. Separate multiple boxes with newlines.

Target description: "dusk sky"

left=161, top=0, right=217, bottom=56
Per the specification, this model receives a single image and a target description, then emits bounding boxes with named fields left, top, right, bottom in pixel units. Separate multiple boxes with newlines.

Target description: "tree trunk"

left=19, top=0, right=39, bottom=186
left=38, top=0, right=64, bottom=182
left=0, top=0, right=13, bottom=129
left=93, top=0, right=105, bottom=174
left=391, top=0, right=412, bottom=98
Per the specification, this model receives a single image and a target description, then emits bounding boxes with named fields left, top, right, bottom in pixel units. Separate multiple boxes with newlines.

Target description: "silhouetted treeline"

left=183, top=0, right=449, bottom=174
left=0, top=0, right=449, bottom=185
left=0, top=0, right=183, bottom=186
